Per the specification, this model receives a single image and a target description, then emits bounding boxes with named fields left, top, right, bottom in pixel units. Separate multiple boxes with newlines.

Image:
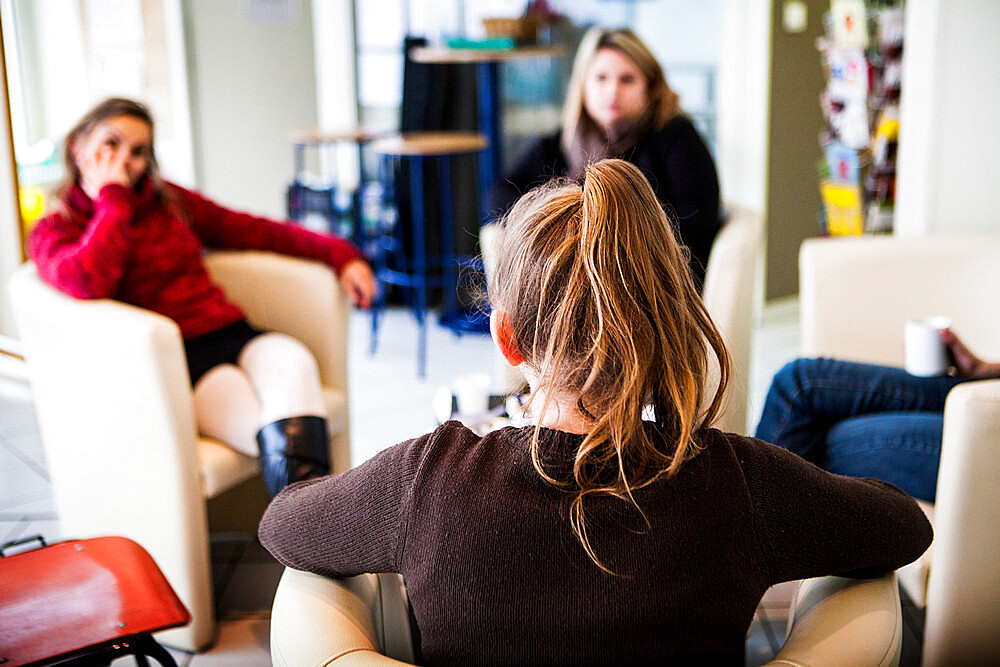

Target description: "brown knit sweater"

left=260, top=421, right=932, bottom=666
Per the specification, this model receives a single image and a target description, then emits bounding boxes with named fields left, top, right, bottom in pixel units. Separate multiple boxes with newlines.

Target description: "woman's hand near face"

left=339, top=258, right=377, bottom=309
left=74, top=115, right=153, bottom=199
left=77, top=136, right=132, bottom=199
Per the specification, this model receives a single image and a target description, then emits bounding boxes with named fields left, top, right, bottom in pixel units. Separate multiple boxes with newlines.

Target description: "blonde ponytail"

left=490, top=159, right=730, bottom=571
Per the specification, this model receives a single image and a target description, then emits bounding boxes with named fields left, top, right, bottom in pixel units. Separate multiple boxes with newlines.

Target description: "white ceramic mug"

left=904, top=316, right=951, bottom=376
left=451, top=372, right=492, bottom=416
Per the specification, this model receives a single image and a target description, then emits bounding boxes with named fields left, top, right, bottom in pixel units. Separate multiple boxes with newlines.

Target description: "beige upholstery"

left=701, top=205, right=763, bottom=434
left=479, top=205, right=762, bottom=434
left=773, top=574, right=901, bottom=667
left=799, top=235, right=1000, bottom=664
left=271, top=570, right=415, bottom=666
left=7, top=251, right=352, bottom=652
left=271, top=567, right=901, bottom=666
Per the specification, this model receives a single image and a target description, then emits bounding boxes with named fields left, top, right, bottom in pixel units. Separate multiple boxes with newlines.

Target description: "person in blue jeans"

left=755, top=329, right=1000, bottom=502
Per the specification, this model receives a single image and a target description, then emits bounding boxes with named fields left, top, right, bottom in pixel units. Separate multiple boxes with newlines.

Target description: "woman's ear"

left=490, top=309, right=525, bottom=367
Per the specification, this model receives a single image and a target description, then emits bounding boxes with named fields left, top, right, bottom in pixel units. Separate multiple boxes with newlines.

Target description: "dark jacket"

left=489, top=115, right=722, bottom=287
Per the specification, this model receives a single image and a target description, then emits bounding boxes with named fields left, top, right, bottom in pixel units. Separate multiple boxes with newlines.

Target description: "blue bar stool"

left=370, top=132, right=489, bottom=377
left=286, top=128, right=389, bottom=248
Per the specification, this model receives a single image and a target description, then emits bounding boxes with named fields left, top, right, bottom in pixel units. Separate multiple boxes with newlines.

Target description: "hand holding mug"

left=940, top=328, right=1000, bottom=379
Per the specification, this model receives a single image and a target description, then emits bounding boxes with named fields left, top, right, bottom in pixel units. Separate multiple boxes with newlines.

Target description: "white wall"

left=634, top=0, right=723, bottom=66
left=184, top=0, right=317, bottom=218
left=896, top=0, right=1000, bottom=236
left=717, top=0, right=771, bottom=213
left=312, top=0, right=360, bottom=190
left=0, top=43, right=21, bottom=339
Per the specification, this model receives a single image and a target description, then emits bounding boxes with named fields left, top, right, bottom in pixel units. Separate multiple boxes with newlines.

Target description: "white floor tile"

left=0, top=444, right=49, bottom=506
left=348, top=307, right=496, bottom=465
left=186, top=618, right=271, bottom=666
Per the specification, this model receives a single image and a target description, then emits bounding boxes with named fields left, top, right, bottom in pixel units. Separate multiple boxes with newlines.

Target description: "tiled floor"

left=0, top=301, right=924, bottom=665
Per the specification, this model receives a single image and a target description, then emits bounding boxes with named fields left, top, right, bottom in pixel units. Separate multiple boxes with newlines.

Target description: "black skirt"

left=183, top=319, right=263, bottom=386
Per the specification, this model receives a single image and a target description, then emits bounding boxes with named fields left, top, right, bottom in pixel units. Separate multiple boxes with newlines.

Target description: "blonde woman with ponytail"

left=262, top=160, right=932, bottom=664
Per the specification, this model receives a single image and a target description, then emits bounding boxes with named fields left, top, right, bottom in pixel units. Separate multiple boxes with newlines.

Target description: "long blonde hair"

left=490, top=159, right=729, bottom=571
left=561, top=27, right=682, bottom=156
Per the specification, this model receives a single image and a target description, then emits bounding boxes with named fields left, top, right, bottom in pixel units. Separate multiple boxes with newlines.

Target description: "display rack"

left=817, top=0, right=904, bottom=235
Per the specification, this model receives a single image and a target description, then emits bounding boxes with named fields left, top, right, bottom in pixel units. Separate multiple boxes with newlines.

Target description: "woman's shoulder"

left=659, top=113, right=698, bottom=135
left=694, top=427, right=796, bottom=473
left=412, top=421, right=578, bottom=473
left=702, top=427, right=844, bottom=489
left=643, top=114, right=703, bottom=148
left=420, top=420, right=535, bottom=460
left=161, top=179, right=203, bottom=204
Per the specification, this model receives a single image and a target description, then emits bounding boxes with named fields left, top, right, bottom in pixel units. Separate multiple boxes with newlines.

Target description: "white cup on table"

left=904, top=316, right=951, bottom=377
left=451, top=372, right=493, bottom=416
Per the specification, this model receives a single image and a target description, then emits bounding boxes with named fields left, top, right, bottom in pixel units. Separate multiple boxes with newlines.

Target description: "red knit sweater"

left=28, top=179, right=361, bottom=339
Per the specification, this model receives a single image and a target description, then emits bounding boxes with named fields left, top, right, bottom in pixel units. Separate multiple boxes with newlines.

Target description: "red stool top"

left=0, top=536, right=190, bottom=667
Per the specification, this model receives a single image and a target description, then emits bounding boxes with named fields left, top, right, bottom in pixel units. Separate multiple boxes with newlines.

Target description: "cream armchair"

left=480, top=205, right=762, bottom=435
left=7, top=251, right=352, bottom=652
left=701, top=205, right=762, bottom=435
left=799, top=235, right=1000, bottom=664
left=270, top=567, right=902, bottom=666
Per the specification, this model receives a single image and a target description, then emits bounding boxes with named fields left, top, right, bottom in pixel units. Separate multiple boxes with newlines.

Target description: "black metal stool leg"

left=132, top=635, right=179, bottom=666
left=410, top=155, right=428, bottom=378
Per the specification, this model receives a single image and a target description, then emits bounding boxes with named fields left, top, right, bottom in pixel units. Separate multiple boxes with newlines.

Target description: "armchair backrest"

left=204, top=251, right=349, bottom=393
left=7, top=262, right=213, bottom=649
left=799, top=234, right=1000, bottom=664
left=702, top=205, right=763, bottom=435
left=799, top=235, right=1000, bottom=365
left=923, top=379, right=1000, bottom=664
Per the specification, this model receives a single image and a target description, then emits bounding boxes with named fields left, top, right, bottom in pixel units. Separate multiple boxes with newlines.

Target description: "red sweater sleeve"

left=169, top=183, right=363, bottom=275
left=27, top=185, right=136, bottom=299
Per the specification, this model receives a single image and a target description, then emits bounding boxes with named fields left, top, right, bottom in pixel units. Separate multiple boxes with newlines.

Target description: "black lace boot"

left=255, top=416, right=331, bottom=497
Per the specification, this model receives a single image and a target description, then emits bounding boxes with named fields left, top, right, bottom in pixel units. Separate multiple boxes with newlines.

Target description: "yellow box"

left=821, top=180, right=863, bottom=235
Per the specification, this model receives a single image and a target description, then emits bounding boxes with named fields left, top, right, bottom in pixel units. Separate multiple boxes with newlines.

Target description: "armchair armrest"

left=923, top=379, right=1000, bottom=663
left=769, top=573, right=901, bottom=667
left=270, top=568, right=415, bottom=666
left=204, top=251, right=350, bottom=394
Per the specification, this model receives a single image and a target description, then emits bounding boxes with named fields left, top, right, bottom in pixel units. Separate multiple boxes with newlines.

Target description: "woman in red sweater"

left=29, top=97, right=376, bottom=497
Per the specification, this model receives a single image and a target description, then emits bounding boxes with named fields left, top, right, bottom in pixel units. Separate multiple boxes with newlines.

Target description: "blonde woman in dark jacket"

left=489, top=27, right=721, bottom=287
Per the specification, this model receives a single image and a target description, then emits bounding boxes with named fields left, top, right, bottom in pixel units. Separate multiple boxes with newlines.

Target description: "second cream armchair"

left=8, top=250, right=352, bottom=652
left=799, top=234, right=1000, bottom=664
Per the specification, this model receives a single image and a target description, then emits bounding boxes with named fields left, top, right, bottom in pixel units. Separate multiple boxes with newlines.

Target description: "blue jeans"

left=754, top=358, right=968, bottom=502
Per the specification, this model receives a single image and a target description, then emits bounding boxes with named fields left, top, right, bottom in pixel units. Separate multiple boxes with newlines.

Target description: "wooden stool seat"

left=372, top=132, right=489, bottom=157
left=291, top=127, right=392, bottom=145
left=0, top=536, right=190, bottom=666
